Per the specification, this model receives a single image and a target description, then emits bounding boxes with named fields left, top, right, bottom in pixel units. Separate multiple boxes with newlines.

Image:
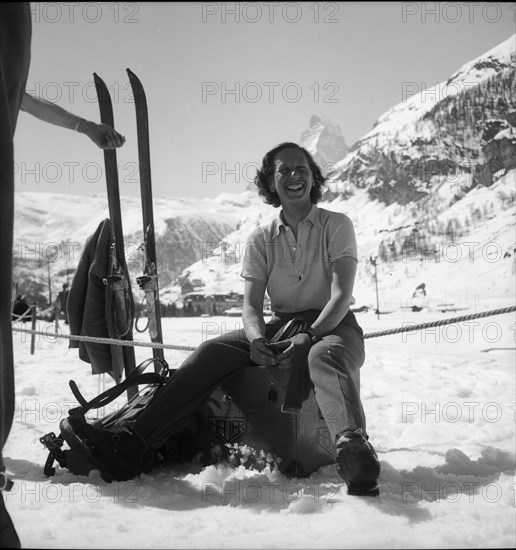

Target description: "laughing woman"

left=241, top=142, right=381, bottom=496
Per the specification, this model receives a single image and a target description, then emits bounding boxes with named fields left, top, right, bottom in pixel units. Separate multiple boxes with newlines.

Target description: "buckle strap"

left=84, top=372, right=165, bottom=412
left=272, top=318, right=310, bottom=415
left=270, top=317, right=307, bottom=343
left=69, top=380, right=88, bottom=407
left=39, top=432, right=68, bottom=477
left=68, top=357, right=169, bottom=415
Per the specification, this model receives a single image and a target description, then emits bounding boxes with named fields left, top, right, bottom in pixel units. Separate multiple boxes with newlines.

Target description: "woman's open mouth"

left=286, top=183, right=304, bottom=191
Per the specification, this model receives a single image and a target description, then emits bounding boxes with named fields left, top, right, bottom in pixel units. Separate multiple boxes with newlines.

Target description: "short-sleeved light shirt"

left=241, top=205, right=357, bottom=313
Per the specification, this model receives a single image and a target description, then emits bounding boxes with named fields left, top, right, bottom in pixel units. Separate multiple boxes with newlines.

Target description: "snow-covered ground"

left=4, top=309, right=515, bottom=549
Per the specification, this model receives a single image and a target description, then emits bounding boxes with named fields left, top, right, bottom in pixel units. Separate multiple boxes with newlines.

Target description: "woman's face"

left=268, top=147, right=314, bottom=208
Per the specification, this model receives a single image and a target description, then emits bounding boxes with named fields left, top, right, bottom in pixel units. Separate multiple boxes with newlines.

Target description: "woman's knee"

left=308, top=336, right=364, bottom=376
left=329, top=328, right=365, bottom=369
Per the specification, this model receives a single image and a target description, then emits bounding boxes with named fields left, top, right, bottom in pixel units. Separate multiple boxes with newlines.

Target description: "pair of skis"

left=94, top=69, right=165, bottom=391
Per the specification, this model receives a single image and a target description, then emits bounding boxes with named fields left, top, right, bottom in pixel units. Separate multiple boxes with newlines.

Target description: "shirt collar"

left=272, top=205, right=322, bottom=238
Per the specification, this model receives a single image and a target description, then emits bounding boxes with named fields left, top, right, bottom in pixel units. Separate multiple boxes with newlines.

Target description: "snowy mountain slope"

left=356, top=34, right=515, bottom=148
left=163, top=168, right=514, bottom=311
left=12, top=191, right=260, bottom=302
left=13, top=191, right=253, bottom=245
left=327, top=34, right=516, bottom=203
left=344, top=169, right=515, bottom=310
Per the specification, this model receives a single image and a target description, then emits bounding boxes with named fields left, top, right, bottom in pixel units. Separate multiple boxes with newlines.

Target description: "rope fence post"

left=54, top=302, right=59, bottom=334
left=30, top=304, right=37, bottom=355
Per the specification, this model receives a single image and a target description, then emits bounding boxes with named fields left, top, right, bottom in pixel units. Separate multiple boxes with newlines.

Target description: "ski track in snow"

left=3, top=312, right=515, bottom=549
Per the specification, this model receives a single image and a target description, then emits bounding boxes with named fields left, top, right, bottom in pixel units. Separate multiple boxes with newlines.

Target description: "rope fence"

left=362, top=305, right=516, bottom=339
left=12, top=304, right=516, bottom=352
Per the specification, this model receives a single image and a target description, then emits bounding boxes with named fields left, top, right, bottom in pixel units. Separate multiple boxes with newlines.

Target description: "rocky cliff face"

left=327, top=35, right=515, bottom=206
left=153, top=216, right=235, bottom=287
left=481, top=111, right=516, bottom=185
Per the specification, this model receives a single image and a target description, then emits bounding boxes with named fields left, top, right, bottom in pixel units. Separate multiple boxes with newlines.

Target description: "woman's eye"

left=278, top=166, right=308, bottom=176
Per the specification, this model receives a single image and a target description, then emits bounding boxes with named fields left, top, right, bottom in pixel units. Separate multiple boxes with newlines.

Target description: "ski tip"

left=126, top=68, right=141, bottom=85
left=93, top=72, right=106, bottom=88
left=126, top=69, right=146, bottom=100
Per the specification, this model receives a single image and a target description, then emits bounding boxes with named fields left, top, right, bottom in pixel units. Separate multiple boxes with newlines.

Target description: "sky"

left=13, top=2, right=516, bottom=200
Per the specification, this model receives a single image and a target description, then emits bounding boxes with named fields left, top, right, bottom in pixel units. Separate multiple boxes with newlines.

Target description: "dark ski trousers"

left=134, top=310, right=366, bottom=449
left=1, top=3, right=32, bottom=548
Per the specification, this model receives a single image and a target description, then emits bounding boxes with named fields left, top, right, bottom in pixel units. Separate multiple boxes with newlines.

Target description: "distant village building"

left=180, top=280, right=194, bottom=295
left=180, top=291, right=271, bottom=317
left=204, top=295, right=214, bottom=316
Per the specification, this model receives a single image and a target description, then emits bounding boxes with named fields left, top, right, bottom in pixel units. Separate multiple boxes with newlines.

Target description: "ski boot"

left=335, top=428, right=381, bottom=497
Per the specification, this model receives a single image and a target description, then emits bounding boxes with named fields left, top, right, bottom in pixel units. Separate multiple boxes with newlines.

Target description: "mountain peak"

left=300, top=114, right=349, bottom=175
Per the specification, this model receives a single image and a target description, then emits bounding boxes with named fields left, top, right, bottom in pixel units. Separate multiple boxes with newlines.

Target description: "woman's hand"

left=274, top=333, right=313, bottom=370
left=250, top=337, right=279, bottom=367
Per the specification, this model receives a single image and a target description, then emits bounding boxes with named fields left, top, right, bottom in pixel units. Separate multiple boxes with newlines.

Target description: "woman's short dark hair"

left=254, top=142, right=326, bottom=207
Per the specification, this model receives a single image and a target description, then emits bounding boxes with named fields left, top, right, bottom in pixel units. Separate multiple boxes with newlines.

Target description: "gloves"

left=250, top=333, right=314, bottom=369
left=275, top=332, right=313, bottom=370
left=250, top=337, right=278, bottom=367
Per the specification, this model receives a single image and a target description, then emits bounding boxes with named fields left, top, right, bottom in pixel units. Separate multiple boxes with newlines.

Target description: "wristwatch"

left=305, top=327, right=317, bottom=344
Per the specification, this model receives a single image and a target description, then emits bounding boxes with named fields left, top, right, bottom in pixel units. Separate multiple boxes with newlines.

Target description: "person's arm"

left=20, top=92, right=125, bottom=149
left=242, top=278, right=267, bottom=342
left=242, top=278, right=278, bottom=366
left=310, top=256, right=357, bottom=340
